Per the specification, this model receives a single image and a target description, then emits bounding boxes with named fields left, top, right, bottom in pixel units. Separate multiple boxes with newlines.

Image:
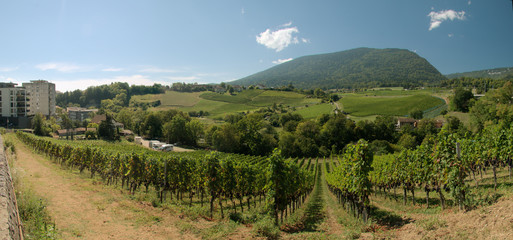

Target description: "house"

left=119, top=129, right=134, bottom=136
left=56, top=128, right=96, bottom=138
left=67, top=107, right=98, bottom=122
left=396, top=118, right=445, bottom=130
left=434, top=120, right=444, bottom=129
left=213, top=86, right=226, bottom=93
left=232, top=85, right=243, bottom=92
left=396, top=117, right=417, bottom=129
left=91, top=114, right=124, bottom=129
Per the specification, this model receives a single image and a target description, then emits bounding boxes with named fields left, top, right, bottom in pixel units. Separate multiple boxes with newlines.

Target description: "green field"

left=131, top=91, right=202, bottom=107
left=133, top=88, right=448, bottom=121
left=135, top=90, right=323, bottom=119
left=339, top=89, right=446, bottom=118
left=293, top=103, right=335, bottom=119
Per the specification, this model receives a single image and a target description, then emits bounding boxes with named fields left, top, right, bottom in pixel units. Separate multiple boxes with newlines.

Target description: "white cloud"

left=428, top=9, right=466, bottom=31
left=468, top=0, right=471, bottom=5
left=256, top=22, right=303, bottom=52
left=272, top=58, right=294, bottom=64
left=102, top=68, right=123, bottom=72
left=448, top=33, right=454, bottom=37
left=0, top=67, right=18, bottom=72
left=165, top=76, right=200, bottom=82
left=139, top=67, right=177, bottom=73
left=241, top=8, right=245, bottom=15
left=36, top=62, right=87, bottom=73
left=0, top=76, right=17, bottom=82
left=301, top=38, right=310, bottom=43
left=280, top=22, right=293, bottom=27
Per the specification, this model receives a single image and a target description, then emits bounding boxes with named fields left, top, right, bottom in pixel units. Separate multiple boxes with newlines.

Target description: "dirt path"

left=12, top=137, right=199, bottom=240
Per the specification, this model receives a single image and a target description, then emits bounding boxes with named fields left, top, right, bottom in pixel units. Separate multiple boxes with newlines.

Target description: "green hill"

left=445, top=67, right=513, bottom=79
left=230, top=48, right=445, bottom=89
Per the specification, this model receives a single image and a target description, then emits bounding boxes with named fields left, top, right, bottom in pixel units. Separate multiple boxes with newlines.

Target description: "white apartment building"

left=0, top=83, right=27, bottom=117
left=22, top=80, right=56, bottom=116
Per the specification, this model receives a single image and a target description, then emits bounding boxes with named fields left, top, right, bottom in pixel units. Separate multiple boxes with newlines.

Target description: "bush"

left=125, top=135, right=135, bottom=142
left=253, top=216, right=281, bottom=240
left=17, top=189, right=58, bottom=239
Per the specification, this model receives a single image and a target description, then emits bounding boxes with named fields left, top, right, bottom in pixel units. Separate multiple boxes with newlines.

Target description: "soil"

left=13, top=139, right=199, bottom=240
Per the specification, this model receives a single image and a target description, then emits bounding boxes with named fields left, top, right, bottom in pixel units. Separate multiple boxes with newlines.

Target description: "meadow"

left=133, top=89, right=328, bottom=119
left=132, top=88, right=449, bottom=121
left=338, top=89, right=446, bottom=118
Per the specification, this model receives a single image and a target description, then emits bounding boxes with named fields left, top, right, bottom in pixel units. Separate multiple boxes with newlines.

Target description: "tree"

left=163, top=115, right=190, bottom=145
left=141, top=112, right=163, bottom=139
left=398, top=133, right=417, bottom=150
left=116, top=109, right=134, bottom=130
left=32, top=113, right=49, bottom=136
left=98, top=114, right=116, bottom=141
left=212, top=124, right=241, bottom=153
left=60, top=113, right=73, bottom=140
left=186, top=120, right=204, bottom=146
left=409, top=109, right=423, bottom=119
left=451, top=88, right=474, bottom=112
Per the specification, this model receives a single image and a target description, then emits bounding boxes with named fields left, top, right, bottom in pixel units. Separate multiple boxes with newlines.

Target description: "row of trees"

left=56, top=82, right=165, bottom=108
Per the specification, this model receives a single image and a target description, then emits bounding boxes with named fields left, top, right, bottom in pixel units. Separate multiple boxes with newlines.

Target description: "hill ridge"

left=230, top=47, right=446, bottom=89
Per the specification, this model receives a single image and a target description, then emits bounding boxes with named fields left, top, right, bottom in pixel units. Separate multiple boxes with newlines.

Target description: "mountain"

left=446, top=67, right=513, bottom=79
left=230, top=48, right=446, bottom=89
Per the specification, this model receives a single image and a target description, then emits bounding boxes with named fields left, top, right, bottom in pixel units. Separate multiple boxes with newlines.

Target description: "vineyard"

left=11, top=122, right=513, bottom=238
left=14, top=132, right=315, bottom=226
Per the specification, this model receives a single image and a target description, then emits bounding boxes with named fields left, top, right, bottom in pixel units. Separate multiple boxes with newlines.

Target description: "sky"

left=0, top=0, right=512, bottom=92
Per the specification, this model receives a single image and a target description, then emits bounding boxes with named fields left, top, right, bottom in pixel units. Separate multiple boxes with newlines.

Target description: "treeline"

left=440, top=77, right=513, bottom=94
left=56, top=82, right=165, bottom=108
left=170, top=82, right=213, bottom=92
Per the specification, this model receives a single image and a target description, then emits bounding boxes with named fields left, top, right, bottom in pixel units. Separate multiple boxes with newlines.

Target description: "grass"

left=293, top=103, right=335, bottom=119
left=339, top=94, right=445, bottom=117
left=4, top=135, right=59, bottom=239
left=143, top=89, right=321, bottom=120
left=132, top=91, right=202, bottom=108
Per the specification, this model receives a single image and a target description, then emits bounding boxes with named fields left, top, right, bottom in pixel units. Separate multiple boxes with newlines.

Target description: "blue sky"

left=0, top=0, right=512, bottom=91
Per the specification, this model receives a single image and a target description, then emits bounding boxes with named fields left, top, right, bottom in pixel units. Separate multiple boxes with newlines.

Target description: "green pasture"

left=293, top=103, right=335, bottom=119
left=131, top=91, right=202, bottom=108
left=339, top=94, right=445, bottom=117
left=140, top=90, right=320, bottom=120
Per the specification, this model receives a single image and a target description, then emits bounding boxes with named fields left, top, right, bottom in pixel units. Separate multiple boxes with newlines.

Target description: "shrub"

left=253, top=216, right=281, bottom=240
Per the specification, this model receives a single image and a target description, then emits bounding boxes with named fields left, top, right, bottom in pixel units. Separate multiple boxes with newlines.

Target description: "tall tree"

left=98, top=114, right=116, bottom=141
left=451, top=88, right=474, bottom=112
left=32, top=113, right=48, bottom=136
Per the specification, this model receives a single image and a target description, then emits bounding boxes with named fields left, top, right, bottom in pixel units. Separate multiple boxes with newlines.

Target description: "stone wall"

left=0, top=135, right=22, bottom=240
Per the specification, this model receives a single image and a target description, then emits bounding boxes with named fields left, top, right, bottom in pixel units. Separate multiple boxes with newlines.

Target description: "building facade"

left=67, top=107, right=98, bottom=122
left=0, top=83, right=27, bottom=118
left=22, top=80, right=56, bottom=116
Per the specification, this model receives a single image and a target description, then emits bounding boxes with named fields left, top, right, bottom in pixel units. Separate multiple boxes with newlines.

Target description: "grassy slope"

left=131, top=91, right=203, bottom=108
left=293, top=104, right=335, bottom=119
left=139, top=90, right=331, bottom=120
left=338, top=89, right=447, bottom=119
left=135, top=88, right=450, bottom=121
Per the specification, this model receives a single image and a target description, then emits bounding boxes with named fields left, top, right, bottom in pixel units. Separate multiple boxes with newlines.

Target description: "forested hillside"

left=446, top=67, right=513, bottom=79
left=231, top=48, right=446, bottom=89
